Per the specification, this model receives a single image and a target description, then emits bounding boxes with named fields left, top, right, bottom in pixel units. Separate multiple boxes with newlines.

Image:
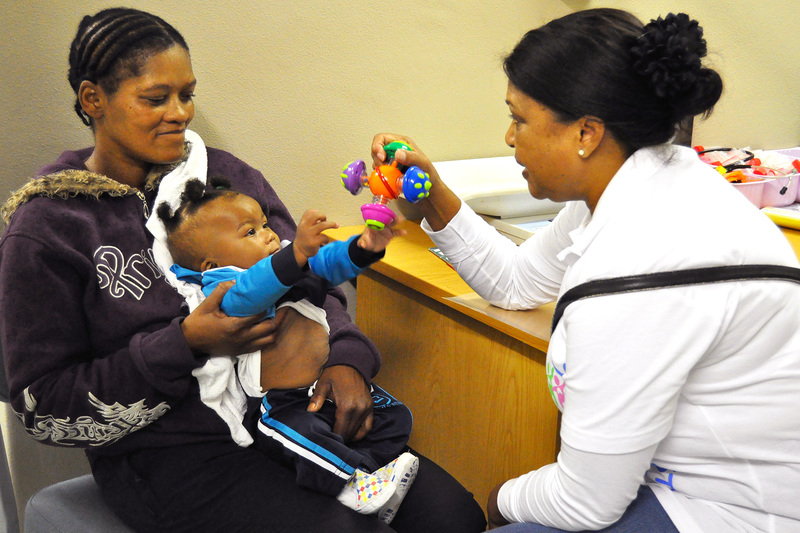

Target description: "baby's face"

left=194, top=194, right=281, bottom=270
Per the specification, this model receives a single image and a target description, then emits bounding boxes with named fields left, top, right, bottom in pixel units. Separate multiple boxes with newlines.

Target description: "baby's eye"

left=262, top=222, right=269, bottom=229
left=246, top=228, right=256, bottom=236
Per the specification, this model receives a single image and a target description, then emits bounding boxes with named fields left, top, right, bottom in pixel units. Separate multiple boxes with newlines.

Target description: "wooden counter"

left=781, top=227, right=800, bottom=257
left=327, top=221, right=559, bottom=513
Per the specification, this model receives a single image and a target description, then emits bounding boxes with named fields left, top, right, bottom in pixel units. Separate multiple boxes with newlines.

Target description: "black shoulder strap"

left=551, top=265, right=800, bottom=334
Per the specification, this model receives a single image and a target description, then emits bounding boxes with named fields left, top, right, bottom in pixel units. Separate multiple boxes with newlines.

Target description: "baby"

left=158, top=177, right=418, bottom=523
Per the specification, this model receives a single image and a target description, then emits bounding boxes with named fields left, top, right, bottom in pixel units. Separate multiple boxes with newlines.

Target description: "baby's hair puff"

left=157, top=175, right=234, bottom=235
left=157, top=175, right=238, bottom=270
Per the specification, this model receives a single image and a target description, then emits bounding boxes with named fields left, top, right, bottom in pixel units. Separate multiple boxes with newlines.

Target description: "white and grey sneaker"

left=374, top=452, right=419, bottom=524
left=336, top=469, right=397, bottom=515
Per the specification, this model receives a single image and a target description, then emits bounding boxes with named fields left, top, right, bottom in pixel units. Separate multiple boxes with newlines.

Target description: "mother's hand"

left=307, top=365, right=373, bottom=443
left=181, top=281, right=283, bottom=356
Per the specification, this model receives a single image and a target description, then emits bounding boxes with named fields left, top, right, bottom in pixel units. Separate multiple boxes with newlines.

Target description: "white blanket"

left=145, top=131, right=330, bottom=447
left=146, top=130, right=253, bottom=447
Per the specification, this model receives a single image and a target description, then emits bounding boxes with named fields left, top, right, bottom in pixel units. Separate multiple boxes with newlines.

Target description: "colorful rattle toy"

left=340, top=141, right=432, bottom=229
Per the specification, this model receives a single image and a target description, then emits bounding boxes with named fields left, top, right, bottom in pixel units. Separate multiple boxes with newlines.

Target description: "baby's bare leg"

left=260, top=308, right=330, bottom=391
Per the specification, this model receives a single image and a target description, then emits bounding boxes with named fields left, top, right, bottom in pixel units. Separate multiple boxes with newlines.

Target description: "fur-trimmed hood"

left=1, top=151, right=184, bottom=225
left=2, top=170, right=141, bottom=225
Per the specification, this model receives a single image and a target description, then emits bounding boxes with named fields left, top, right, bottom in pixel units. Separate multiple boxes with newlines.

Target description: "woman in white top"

left=371, top=8, right=800, bottom=533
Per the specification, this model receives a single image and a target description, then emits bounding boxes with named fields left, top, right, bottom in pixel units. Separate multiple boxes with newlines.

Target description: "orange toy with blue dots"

left=340, top=141, right=432, bottom=230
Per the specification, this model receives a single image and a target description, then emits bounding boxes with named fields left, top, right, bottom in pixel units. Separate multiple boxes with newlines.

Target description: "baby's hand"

left=357, top=221, right=407, bottom=253
left=294, top=209, right=338, bottom=266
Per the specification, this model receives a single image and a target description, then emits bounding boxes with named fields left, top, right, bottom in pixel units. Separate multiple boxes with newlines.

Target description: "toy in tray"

left=340, top=141, right=431, bottom=230
left=695, top=146, right=800, bottom=209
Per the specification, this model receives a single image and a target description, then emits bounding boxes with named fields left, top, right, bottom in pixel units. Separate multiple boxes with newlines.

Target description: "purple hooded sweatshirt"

left=0, top=146, right=380, bottom=456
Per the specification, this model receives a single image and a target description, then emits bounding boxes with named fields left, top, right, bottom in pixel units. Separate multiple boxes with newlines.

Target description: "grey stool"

left=25, top=474, right=134, bottom=533
left=0, top=421, right=20, bottom=533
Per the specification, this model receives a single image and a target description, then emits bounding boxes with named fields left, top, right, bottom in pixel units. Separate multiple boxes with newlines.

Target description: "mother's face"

left=94, top=45, right=196, bottom=167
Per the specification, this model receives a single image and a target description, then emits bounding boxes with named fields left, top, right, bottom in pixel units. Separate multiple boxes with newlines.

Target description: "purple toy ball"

left=340, top=160, right=366, bottom=195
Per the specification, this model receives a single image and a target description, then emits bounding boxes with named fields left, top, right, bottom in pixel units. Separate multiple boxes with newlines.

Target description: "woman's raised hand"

left=371, top=134, right=433, bottom=175
left=371, top=133, right=462, bottom=231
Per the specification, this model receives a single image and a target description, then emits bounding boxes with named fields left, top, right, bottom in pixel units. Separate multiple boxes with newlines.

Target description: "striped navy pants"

left=255, top=383, right=413, bottom=496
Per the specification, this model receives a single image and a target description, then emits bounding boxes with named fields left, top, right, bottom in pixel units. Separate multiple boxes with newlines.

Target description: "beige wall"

left=578, top=0, right=800, bottom=151
left=1, top=0, right=799, bottom=527
left=1, top=0, right=571, bottom=227
left=3, top=1, right=799, bottom=225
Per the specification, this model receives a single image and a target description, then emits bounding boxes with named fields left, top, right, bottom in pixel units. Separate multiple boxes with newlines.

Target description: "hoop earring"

left=578, top=149, right=585, bottom=157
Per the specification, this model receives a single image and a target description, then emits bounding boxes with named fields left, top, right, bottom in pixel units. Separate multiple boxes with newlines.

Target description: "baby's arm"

left=308, top=222, right=404, bottom=285
left=293, top=209, right=338, bottom=267
left=294, top=209, right=400, bottom=286
left=214, top=210, right=337, bottom=316
left=356, top=223, right=406, bottom=253
left=309, top=236, right=380, bottom=286
left=216, top=248, right=297, bottom=317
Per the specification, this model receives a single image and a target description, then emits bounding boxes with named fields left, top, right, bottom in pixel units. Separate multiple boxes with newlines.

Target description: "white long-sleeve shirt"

left=423, top=145, right=800, bottom=532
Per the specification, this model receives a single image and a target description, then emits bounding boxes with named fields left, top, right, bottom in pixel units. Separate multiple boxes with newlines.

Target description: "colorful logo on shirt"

left=546, top=361, right=566, bottom=410
left=649, top=463, right=677, bottom=491
left=370, top=384, right=404, bottom=409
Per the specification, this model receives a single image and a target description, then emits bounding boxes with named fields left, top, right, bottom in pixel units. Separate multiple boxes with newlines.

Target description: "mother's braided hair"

left=68, top=8, right=188, bottom=126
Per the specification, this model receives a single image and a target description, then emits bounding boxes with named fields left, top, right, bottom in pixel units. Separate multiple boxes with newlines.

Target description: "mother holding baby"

left=0, top=7, right=485, bottom=533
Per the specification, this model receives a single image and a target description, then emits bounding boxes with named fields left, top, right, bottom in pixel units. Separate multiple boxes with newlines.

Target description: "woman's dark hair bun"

left=504, top=9, right=722, bottom=151
left=631, top=14, right=718, bottom=107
